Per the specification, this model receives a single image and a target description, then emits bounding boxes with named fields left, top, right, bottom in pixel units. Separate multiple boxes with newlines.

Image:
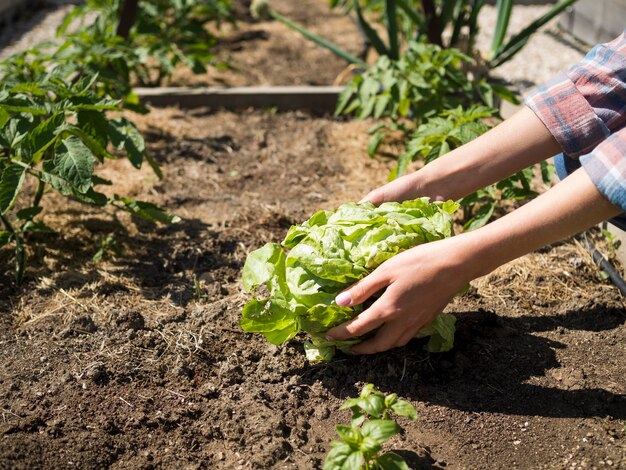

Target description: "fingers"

left=358, top=190, right=383, bottom=205
left=334, top=270, right=389, bottom=308
left=325, top=301, right=387, bottom=341
left=350, top=321, right=407, bottom=355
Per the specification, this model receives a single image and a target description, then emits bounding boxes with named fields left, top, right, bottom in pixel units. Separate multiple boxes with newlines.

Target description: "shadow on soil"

left=0, top=214, right=242, bottom=308
left=298, top=306, right=626, bottom=420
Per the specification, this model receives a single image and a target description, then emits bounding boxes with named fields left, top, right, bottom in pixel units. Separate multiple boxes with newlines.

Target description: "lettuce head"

left=241, top=197, right=459, bottom=361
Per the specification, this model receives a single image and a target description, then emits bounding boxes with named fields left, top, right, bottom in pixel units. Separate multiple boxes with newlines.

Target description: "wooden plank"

left=134, top=86, right=345, bottom=114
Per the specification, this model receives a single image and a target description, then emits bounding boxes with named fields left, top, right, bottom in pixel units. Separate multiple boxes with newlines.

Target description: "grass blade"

left=489, top=0, right=578, bottom=67
left=270, top=11, right=367, bottom=67
left=353, top=0, right=390, bottom=58
left=386, top=0, right=399, bottom=60
left=490, top=0, right=514, bottom=56
left=396, top=0, right=424, bottom=30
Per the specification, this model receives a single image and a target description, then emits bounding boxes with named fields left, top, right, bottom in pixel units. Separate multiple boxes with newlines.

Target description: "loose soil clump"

left=0, top=109, right=625, bottom=469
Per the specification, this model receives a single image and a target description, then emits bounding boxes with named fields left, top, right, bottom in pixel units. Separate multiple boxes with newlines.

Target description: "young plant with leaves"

left=324, top=383, right=417, bottom=470
left=60, top=0, right=233, bottom=87
left=395, top=105, right=555, bottom=230
left=0, top=69, right=178, bottom=284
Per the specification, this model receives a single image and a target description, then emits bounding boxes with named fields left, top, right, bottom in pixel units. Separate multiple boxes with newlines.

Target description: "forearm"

left=418, top=106, right=562, bottom=201
left=457, top=168, right=621, bottom=280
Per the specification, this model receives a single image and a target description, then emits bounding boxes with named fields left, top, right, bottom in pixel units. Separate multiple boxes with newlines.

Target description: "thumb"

left=335, top=269, right=389, bottom=307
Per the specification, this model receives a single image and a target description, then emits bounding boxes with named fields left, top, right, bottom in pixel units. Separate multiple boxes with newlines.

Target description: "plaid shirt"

left=525, top=30, right=626, bottom=212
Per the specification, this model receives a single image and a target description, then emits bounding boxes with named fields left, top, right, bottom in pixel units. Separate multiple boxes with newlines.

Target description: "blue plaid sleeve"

left=525, top=30, right=626, bottom=158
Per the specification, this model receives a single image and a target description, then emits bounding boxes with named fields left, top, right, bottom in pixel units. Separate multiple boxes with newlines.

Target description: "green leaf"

left=115, top=196, right=180, bottom=224
left=53, top=136, right=96, bottom=193
left=242, top=243, right=284, bottom=291
left=323, top=442, right=363, bottom=470
left=540, top=161, right=555, bottom=184
left=416, top=313, right=457, bottom=352
left=463, top=203, right=495, bottom=231
left=73, top=187, right=109, bottom=206
left=58, top=124, right=113, bottom=162
left=0, top=231, right=12, bottom=248
left=0, top=164, right=26, bottom=215
left=22, top=220, right=54, bottom=233
left=367, top=130, right=385, bottom=158
left=16, top=206, right=43, bottom=221
left=358, top=395, right=386, bottom=418
left=77, top=110, right=110, bottom=149
left=353, top=0, right=389, bottom=57
left=360, top=435, right=382, bottom=456
left=390, top=399, right=418, bottom=420
left=0, top=109, right=10, bottom=128
left=491, top=0, right=514, bottom=57
left=108, top=118, right=145, bottom=168
left=489, top=0, right=578, bottom=67
left=376, top=452, right=410, bottom=470
left=335, top=425, right=361, bottom=447
left=361, top=419, right=400, bottom=443
left=240, top=299, right=300, bottom=345
left=145, top=152, right=163, bottom=180
left=26, top=114, right=64, bottom=163
left=270, top=11, right=367, bottom=67
left=335, top=86, right=354, bottom=116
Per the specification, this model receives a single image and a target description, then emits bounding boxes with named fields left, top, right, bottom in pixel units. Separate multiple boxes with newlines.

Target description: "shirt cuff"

left=580, top=130, right=626, bottom=213
left=525, top=72, right=610, bottom=158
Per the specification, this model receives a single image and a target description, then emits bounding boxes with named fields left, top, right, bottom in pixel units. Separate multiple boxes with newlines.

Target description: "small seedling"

left=324, top=384, right=417, bottom=470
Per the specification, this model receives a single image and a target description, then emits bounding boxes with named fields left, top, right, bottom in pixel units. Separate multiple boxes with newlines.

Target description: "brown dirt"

left=0, top=107, right=625, bottom=470
left=169, top=0, right=364, bottom=86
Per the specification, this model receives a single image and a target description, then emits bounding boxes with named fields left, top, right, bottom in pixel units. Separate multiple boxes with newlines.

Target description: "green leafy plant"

left=241, top=198, right=458, bottom=361
left=260, top=0, right=577, bottom=72
left=324, top=383, right=417, bottom=470
left=58, top=0, right=233, bottom=87
left=0, top=68, right=178, bottom=284
left=395, top=105, right=497, bottom=177
left=329, top=0, right=578, bottom=68
left=336, top=42, right=478, bottom=122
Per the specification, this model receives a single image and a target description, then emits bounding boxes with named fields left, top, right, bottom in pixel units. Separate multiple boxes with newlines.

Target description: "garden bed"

left=0, top=108, right=625, bottom=469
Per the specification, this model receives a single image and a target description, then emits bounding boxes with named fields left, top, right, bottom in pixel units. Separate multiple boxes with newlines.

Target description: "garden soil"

left=0, top=108, right=625, bottom=470
left=1, top=1, right=625, bottom=469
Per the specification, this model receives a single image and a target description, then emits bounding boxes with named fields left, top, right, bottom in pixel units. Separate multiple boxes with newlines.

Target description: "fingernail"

left=335, top=291, right=352, bottom=307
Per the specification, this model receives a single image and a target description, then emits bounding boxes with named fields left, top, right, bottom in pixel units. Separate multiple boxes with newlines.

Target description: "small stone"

left=513, top=440, right=521, bottom=445
left=86, top=365, right=109, bottom=385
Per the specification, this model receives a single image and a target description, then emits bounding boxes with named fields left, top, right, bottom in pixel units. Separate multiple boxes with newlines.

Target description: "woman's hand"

left=359, top=172, right=426, bottom=205
left=325, top=236, right=477, bottom=355
left=333, top=168, right=621, bottom=355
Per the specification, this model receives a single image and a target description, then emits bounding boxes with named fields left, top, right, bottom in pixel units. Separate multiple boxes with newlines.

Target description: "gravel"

left=0, top=0, right=76, bottom=61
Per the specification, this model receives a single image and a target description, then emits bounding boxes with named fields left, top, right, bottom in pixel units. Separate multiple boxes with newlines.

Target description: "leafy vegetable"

left=325, top=383, right=417, bottom=470
left=241, top=197, right=459, bottom=360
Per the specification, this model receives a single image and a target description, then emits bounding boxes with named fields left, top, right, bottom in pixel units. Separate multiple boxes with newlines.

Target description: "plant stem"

left=32, top=179, right=45, bottom=208
left=1, top=213, right=15, bottom=233
left=420, top=0, right=443, bottom=46
left=116, top=0, right=139, bottom=39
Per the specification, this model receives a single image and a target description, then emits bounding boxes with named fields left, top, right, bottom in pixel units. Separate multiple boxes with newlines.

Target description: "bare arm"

left=327, top=168, right=620, bottom=354
left=361, top=106, right=562, bottom=204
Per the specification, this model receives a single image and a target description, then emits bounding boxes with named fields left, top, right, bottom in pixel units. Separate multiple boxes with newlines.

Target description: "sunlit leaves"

left=324, top=384, right=417, bottom=470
